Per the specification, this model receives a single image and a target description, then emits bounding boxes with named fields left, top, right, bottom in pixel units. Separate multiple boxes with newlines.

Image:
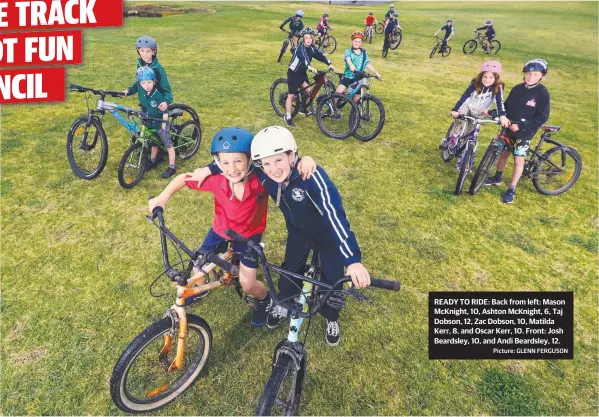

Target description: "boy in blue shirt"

left=434, top=19, right=455, bottom=52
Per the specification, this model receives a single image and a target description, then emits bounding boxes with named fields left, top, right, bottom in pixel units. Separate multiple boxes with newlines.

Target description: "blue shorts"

left=318, top=29, right=326, bottom=35
left=200, top=228, right=262, bottom=268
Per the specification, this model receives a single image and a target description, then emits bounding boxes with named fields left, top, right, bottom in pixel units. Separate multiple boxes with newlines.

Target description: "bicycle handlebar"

left=224, top=228, right=400, bottom=318
left=457, top=114, right=500, bottom=124
left=70, top=84, right=125, bottom=98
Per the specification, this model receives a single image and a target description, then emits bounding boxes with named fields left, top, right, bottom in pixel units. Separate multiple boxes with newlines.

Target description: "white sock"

left=286, top=112, right=291, bottom=118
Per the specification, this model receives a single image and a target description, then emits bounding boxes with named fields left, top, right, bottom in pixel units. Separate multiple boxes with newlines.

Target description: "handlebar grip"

left=205, top=251, right=239, bottom=275
left=225, top=228, right=249, bottom=243
left=370, top=278, right=401, bottom=291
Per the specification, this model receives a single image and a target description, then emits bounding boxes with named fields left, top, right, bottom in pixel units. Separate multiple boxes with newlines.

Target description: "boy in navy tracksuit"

left=198, top=126, right=370, bottom=346
left=485, top=59, right=551, bottom=203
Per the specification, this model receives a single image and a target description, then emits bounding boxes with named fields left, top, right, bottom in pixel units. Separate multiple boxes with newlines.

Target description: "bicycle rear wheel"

left=110, top=315, right=212, bottom=414
left=532, top=146, right=582, bottom=195
left=455, top=142, right=474, bottom=195
left=173, top=120, right=201, bottom=160
left=489, top=40, right=501, bottom=55
left=315, top=94, right=359, bottom=140
left=278, top=39, right=290, bottom=63
left=463, top=39, right=477, bottom=54
left=118, top=143, right=148, bottom=189
left=442, top=45, right=452, bottom=57
left=352, top=96, right=385, bottom=142
left=469, top=139, right=502, bottom=195
left=375, top=23, right=385, bottom=34
left=66, top=115, right=108, bottom=180
left=270, top=78, right=300, bottom=118
left=256, top=353, right=304, bottom=416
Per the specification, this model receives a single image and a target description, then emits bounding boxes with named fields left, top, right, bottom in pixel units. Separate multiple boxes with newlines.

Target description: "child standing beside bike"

left=434, top=19, right=455, bottom=52
left=335, top=31, right=381, bottom=100
left=132, top=67, right=177, bottom=178
left=123, top=36, right=176, bottom=178
left=441, top=61, right=509, bottom=149
left=148, top=127, right=317, bottom=326
left=284, top=27, right=335, bottom=128
left=484, top=59, right=551, bottom=204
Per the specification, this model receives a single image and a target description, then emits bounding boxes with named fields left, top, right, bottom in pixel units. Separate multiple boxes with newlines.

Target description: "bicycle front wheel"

left=66, top=115, right=108, bottom=180
left=315, top=94, right=359, bottom=140
left=469, top=139, right=502, bottom=195
left=278, top=39, right=290, bottom=63
left=322, top=36, right=337, bottom=54
left=352, top=96, right=385, bottom=142
left=256, top=353, right=303, bottom=416
left=429, top=45, right=438, bottom=58
left=173, top=120, right=201, bottom=160
left=110, top=315, right=212, bottom=414
left=463, top=39, right=477, bottom=54
left=489, top=40, right=501, bottom=55
left=118, top=143, right=147, bottom=189
left=455, top=142, right=474, bottom=195
left=382, top=47, right=388, bottom=58
left=390, top=31, right=402, bottom=50
left=532, top=146, right=582, bottom=195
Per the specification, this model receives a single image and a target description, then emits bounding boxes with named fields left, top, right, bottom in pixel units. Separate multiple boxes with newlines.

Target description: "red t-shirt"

left=365, top=15, right=376, bottom=25
left=185, top=171, right=268, bottom=239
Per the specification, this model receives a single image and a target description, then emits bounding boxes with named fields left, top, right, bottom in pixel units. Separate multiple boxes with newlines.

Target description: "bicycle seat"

left=169, top=109, right=184, bottom=117
left=541, top=125, right=560, bottom=132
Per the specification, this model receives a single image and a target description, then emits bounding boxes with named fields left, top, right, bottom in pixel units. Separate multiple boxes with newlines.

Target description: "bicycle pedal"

left=326, top=291, right=346, bottom=310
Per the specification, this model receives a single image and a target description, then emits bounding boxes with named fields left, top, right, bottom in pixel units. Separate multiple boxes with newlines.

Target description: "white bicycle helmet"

left=251, top=126, right=298, bottom=161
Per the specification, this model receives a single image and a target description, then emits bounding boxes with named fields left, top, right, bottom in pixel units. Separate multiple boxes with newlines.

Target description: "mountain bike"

left=463, top=31, right=501, bottom=55
left=110, top=205, right=254, bottom=414
left=278, top=31, right=299, bottom=63
left=439, top=114, right=500, bottom=195
left=67, top=85, right=201, bottom=182
left=315, top=28, right=337, bottom=55
left=364, top=24, right=374, bottom=43
left=269, top=70, right=359, bottom=139
left=382, top=27, right=402, bottom=58
left=430, top=35, right=451, bottom=58
left=219, top=230, right=401, bottom=416
left=335, top=71, right=385, bottom=141
left=469, top=124, right=582, bottom=196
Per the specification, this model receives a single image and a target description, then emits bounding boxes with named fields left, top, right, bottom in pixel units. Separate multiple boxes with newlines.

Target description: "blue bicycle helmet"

left=136, top=66, right=156, bottom=82
left=136, top=36, right=157, bottom=51
left=211, top=127, right=254, bottom=155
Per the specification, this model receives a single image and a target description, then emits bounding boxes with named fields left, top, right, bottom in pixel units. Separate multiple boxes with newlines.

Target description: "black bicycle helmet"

left=523, top=58, right=548, bottom=75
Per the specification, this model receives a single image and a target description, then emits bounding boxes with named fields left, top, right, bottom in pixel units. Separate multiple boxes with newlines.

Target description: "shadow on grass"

left=479, top=368, right=548, bottom=416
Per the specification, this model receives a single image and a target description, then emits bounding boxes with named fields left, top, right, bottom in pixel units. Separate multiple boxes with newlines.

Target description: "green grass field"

left=1, top=1, right=597, bottom=415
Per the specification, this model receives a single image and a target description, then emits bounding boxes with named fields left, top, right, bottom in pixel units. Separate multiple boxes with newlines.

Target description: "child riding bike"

left=441, top=61, right=509, bottom=150
left=434, top=19, right=455, bottom=52
left=148, top=127, right=317, bottom=326
left=335, top=31, right=382, bottom=100
left=122, top=36, right=174, bottom=177
left=316, top=13, right=332, bottom=45
left=476, top=19, right=496, bottom=53
left=383, top=12, right=400, bottom=53
left=384, top=4, right=396, bottom=25
left=284, top=27, right=335, bottom=128
left=484, top=59, right=551, bottom=203
left=280, top=9, right=305, bottom=54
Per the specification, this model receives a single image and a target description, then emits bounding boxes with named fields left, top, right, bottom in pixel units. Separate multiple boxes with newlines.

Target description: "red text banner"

left=0, top=30, right=82, bottom=67
left=0, top=0, right=123, bottom=30
left=0, top=67, right=65, bottom=103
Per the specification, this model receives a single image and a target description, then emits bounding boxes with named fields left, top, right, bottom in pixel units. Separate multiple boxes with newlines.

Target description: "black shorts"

left=503, top=131, right=534, bottom=157
left=339, top=77, right=357, bottom=88
left=287, top=69, right=309, bottom=94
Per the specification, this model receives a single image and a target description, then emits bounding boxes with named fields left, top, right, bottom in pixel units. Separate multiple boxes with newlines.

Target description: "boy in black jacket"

left=485, top=59, right=550, bottom=204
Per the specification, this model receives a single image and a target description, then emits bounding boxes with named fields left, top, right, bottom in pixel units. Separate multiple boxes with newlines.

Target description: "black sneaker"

left=325, top=319, right=340, bottom=346
left=251, top=294, right=270, bottom=328
left=161, top=167, right=176, bottom=179
left=266, top=301, right=285, bottom=329
left=145, top=158, right=157, bottom=170
left=484, top=176, right=502, bottom=186
left=283, top=115, right=296, bottom=128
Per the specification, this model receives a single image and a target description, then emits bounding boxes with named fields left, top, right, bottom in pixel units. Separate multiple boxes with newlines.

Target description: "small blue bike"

left=67, top=85, right=202, bottom=187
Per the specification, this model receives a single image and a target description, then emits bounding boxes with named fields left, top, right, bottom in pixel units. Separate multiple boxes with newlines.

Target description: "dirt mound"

left=124, top=4, right=213, bottom=17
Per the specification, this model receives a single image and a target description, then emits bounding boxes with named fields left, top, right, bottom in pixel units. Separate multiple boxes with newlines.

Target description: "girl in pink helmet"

left=441, top=61, right=510, bottom=149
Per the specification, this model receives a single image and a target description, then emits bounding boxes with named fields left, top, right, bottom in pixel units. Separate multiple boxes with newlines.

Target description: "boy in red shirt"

left=149, top=127, right=315, bottom=326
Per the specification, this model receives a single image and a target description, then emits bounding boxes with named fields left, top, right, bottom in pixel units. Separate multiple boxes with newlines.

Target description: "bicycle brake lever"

left=344, top=287, right=374, bottom=305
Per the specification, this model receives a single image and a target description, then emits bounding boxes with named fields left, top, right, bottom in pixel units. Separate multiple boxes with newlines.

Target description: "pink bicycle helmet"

left=481, top=60, right=502, bottom=74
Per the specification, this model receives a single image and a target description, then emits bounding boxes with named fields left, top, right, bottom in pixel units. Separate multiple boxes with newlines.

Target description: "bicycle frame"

left=295, top=71, right=330, bottom=109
